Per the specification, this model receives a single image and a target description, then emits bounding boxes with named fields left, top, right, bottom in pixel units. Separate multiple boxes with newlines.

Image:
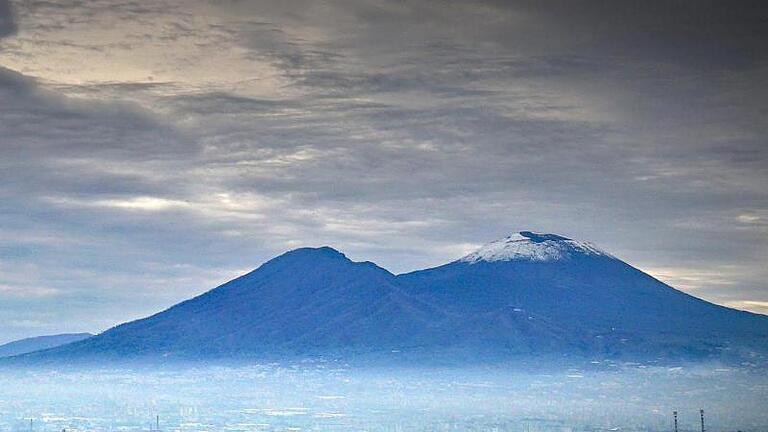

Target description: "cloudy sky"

left=0, top=0, right=766, bottom=343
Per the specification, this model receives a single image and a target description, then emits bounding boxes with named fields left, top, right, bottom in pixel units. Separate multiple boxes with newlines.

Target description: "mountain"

left=0, top=333, right=93, bottom=358
left=15, top=247, right=443, bottom=362
left=7, top=232, right=768, bottom=365
left=398, top=232, right=768, bottom=359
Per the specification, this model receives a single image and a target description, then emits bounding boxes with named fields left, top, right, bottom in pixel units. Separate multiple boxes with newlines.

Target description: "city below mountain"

left=6, top=232, right=768, bottom=366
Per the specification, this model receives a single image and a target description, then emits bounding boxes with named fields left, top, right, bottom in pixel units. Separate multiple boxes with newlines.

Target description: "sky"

left=0, top=0, right=766, bottom=343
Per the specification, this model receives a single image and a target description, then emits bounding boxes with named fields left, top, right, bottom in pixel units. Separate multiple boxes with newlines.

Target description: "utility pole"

left=156, top=414, right=160, bottom=432
left=700, top=409, right=705, bottom=432
left=673, top=411, right=678, bottom=432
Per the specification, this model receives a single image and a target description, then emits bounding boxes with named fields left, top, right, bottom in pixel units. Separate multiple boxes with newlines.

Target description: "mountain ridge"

left=0, top=333, right=93, bottom=358
left=5, top=232, right=767, bottom=366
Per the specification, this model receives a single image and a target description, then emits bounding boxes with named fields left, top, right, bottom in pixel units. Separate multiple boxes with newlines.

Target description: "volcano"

left=10, top=232, right=768, bottom=365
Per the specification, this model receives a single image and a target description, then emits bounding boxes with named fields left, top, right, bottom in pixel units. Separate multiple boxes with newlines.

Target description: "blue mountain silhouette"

left=9, top=232, right=768, bottom=365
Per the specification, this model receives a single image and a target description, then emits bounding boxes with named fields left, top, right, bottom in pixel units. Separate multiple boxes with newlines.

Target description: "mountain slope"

left=0, top=333, right=93, bottom=358
left=9, top=232, right=768, bottom=364
left=398, top=232, right=768, bottom=359
left=20, top=247, right=441, bottom=361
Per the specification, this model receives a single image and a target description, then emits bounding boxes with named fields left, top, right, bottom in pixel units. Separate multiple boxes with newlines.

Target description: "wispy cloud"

left=0, top=284, right=60, bottom=298
left=724, top=300, right=768, bottom=315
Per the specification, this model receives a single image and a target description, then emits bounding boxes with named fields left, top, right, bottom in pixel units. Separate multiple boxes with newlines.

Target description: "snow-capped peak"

left=460, top=231, right=608, bottom=264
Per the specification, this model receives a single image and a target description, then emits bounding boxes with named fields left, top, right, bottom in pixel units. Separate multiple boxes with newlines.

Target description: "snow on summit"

left=460, top=231, right=608, bottom=263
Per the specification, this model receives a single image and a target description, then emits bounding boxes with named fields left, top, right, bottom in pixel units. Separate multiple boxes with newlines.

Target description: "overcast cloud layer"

left=0, top=0, right=766, bottom=343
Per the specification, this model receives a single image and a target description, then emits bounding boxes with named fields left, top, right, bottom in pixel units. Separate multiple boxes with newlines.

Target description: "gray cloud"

left=0, top=0, right=766, bottom=343
left=0, top=0, right=14, bottom=38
